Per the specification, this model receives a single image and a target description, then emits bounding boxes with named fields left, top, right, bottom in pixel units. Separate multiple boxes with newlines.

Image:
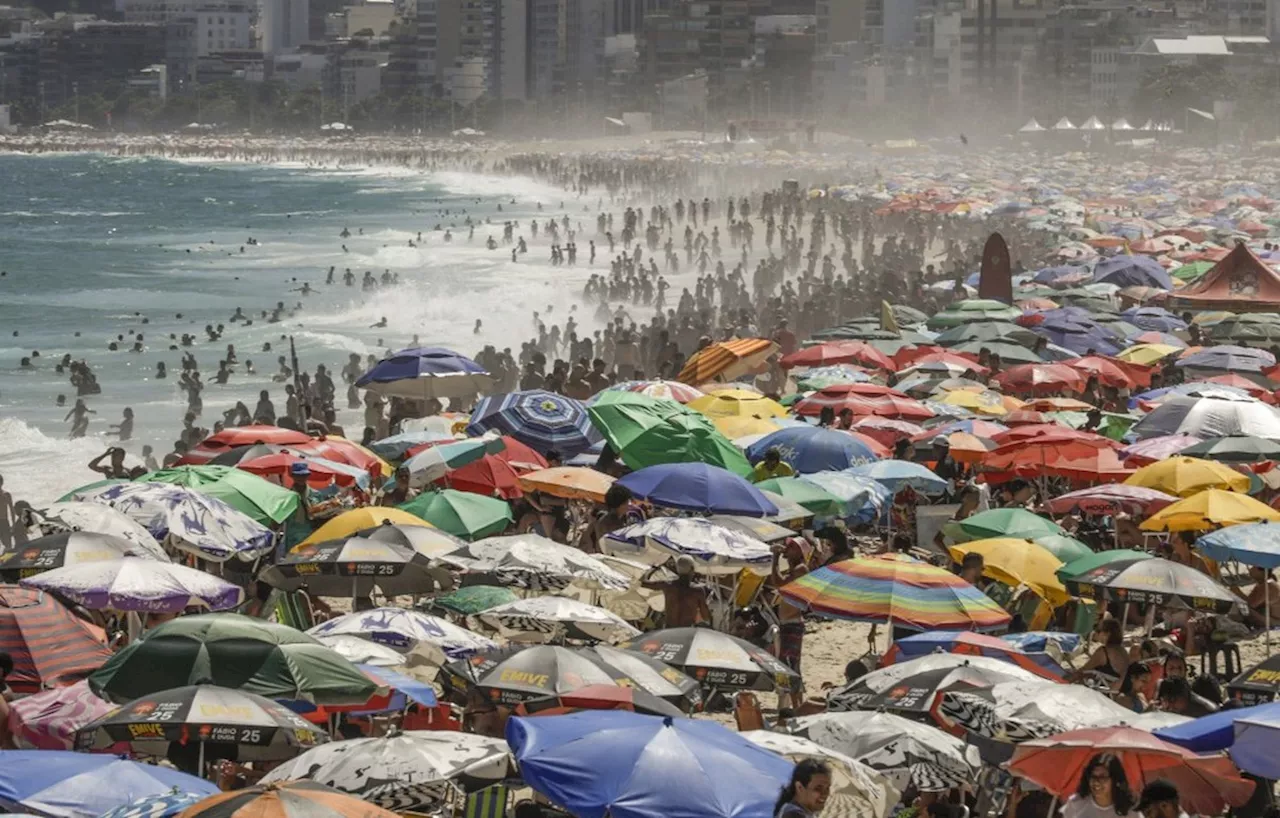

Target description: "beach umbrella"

left=785, top=711, right=981, bottom=791
left=1045, top=484, right=1177, bottom=516
left=926, top=300, right=1023, bottom=330
left=260, top=536, right=453, bottom=597
left=847, top=460, right=948, bottom=495
left=714, top=415, right=790, bottom=440
left=745, top=427, right=881, bottom=473
left=777, top=554, right=1011, bottom=633
left=517, top=467, right=615, bottom=503
left=741, top=731, right=899, bottom=818
left=433, top=453, right=525, bottom=499
left=677, top=338, right=778, bottom=385
left=795, top=364, right=876, bottom=390
left=74, top=685, right=326, bottom=760
left=440, top=534, right=629, bottom=591
left=298, top=507, right=430, bottom=546
left=601, top=518, right=773, bottom=574
left=180, top=425, right=311, bottom=465
left=1228, top=655, right=1280, bottom=705
left=367, top=431, right=455, bottom=461
left=586, top=393, right=752, bottom=476
left=951, top=340, right=1046, bottom=365
left=177, top=781, right=407, bottom=818
left=513, top=683, right=689, bottom=719
left=687, top=389, right=786, bottom=419
left=1209, top=314, right=1280, bottom=343
left=508, top=711, right=793, bottom=818
left=341, top=520, right=466, bottom=558
left=829, top=653, right=1045, bottom=714
left=402, top=436, right=507, bottom=488
left=781, top=341, right=894, bottom=371
left=991, top=363, right=1086, bottom=395
left=1179, top=434, right=1280, bottom=463
left=1123, top=456, right=1250, bottom=496
left=1152, top=701, right=1280, bottom=753
left=1139, top=489, right=1280, bottom=532
left=398, top=489, right=512, bottom=540
left=1132, top=396, right=1280, bottom=441
left=88, top=613, right=380, bottom=706
left=946, top=539, right=1068, bottom=605
left=236, top=452, right=372, bottom=489
left=135, top=466, right=298, bottom=526
left=881, top=631, right=1064, bottom=680
left=447, top=645, right=692, bottom=706
left=207, top=443, right=289, bottom=467
left=795, top=472, right=893, bottom=523
left=466, top=390, right=598, bottom=456
left=1122, top=307, right=1186, bottom=332
left=602, top=380, right=706, bottom=403
left=617, top=463, right=777, bottom=517
left=260, top=732, right=515, bottom=812
left=933, top=321, right=1039, bottom=347
left=850, top=418, right=925, bottom=449
left=1120, top=434, right=1202, bottom=465
left=5, top=679, right=115, bottom=750
left=1198, top=522, right=1280, bottom=568
left=292, top=437, right=391, bottom=478
left=937, top=681, right=1139, bottom=742
left=1066, top=355, right=1148, bottom=389
left=931, top=389, right=1012, bottom=417
left=1060, top=554, right=1238, bottom=612
left=356, top=346, right=493, bottom=400
left=1007, top=726, right=1254, bottom=815
left=65, top=482, right=273, bottom=563
left=19, top=557, right=243, bottom=613
left=431, top=585, right=519, bottom=617
left=32, top=502, right=164, bottom=557
left=98, top=791, right=205, bottom=818
left=307, top=607, right=496, bottom=661
left=0, top=751, right=217, bottom=818
left=1179, top=345, right=1276, bottom=374
left=476, top=596, right=640, bottom=643
left=0, top=531, right=166, bottom=580
left=312, top=633, right=410, bottom=667
left=618, top=627, right=799, bottom=692
left=0, top=585, right=111, bottom=695
left=942, top=508, right=1065, bottom=543
left=1093, top=255, right=1173, bottom=289
left=750, top=477, right=845, bottom=516
left=794, top=388, right=934, bottom=421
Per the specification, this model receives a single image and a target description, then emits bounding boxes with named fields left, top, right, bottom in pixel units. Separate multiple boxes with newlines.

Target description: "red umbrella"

left=1039, top=447, right=1135, bottom=483
left=180, top=425, right=312, bottom=465
left=1003, top=409, right=1048, bottom=426
left=981, top=436, right=1119, bottom=478
left=1008, top=726, right=1255, bottom=816
left=991, top=424, right=1112, bottom=448
left=909, top=421, right=1008, bottom=445
left=238, top=452, right=367, bottom=488
left=851, top=418, right=925, bottom=449
left=893, top=345, right=983, bottom=371
left=795, top=386, right=932, bottom=420
left=1066, top=356, right=1151, bottom=389
left=514, top=684, right=682, bottom=718
left=436, top=454, right=524, bottom=499
left=292, top=437, right=384, bottom=477
left=408, top=435, right=547, bottom=474
left=992, top=364, right=1087, bottom=396
left=0, top=585, right=111, bottom=695
left=1046, top=485, right=1178, bottom=516
left=780, top=342, right=894, bottom=371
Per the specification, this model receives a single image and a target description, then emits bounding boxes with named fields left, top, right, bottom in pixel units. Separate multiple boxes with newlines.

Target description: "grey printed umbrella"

left=617, top=627, right=800, bottom=692
left=936, top=680, right=1134, bottom=743
left=0, top=531, right=167, bottom=580
left=261, top=730, right=515, bottom=812
left=474, top=596, right=640, bottom=644
left=742, top=731, right=899, bottom=818
left=260, top=536, right=454, bottom=597
left=439, top=534, right=629, bottom=591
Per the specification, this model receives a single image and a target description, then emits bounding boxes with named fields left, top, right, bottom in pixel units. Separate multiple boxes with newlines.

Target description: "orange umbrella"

left=518, top=467, right=616, bottom=502
left=677, top=338, right=778, bottom=385
left=1066, top=356, right=1151, bottom=389
left=1040, top=447, right=1135, bottom=483
left=992, top=364, right=1087, bottom=396
left=1004, top=409, right=1048, bottom=426
left=781, top=341, right=895, bottom=371
left=982, top=436, right=1120, bottom=478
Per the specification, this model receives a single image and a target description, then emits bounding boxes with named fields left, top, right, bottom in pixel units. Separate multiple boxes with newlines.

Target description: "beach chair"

left=272, top=589, right=315, bottom=630
left=733, top=692, right=765, bottom=732
left=464, top=785, right=510, bottom=818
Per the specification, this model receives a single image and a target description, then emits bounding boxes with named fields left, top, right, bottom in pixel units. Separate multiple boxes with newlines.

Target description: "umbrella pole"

left=198, top=740, right=206, bottom=780
left=1267, top=581, right=1272, bottom=654
left=885, top=616, right=893, bottom=655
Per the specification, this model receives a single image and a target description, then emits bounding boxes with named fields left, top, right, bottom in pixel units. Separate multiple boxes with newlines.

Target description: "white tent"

left=1018, top=118, right=1046, bottom=133
left=1112, top=118, right=1134, bottom=130
left=1139, top=119, right=1155, bottom=131
left=1080, top=116, right=1106, bottom=131
left=1053, top=117, right=1077, bottom=130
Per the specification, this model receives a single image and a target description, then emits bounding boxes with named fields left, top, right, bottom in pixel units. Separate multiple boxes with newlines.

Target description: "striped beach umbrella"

left=676, top=338, right=778, bottom=385
left=778, top=554, right=1012, bottom=633
left=0, top=585, right=111, bottom=695
left=99, top=791, right=206, bottom=818
left=175, top=781, right=403, bottom=818
left=466, top=390, right=599, bottom=456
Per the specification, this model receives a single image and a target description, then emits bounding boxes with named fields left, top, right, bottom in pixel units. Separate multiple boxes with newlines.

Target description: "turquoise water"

left=0, top=153, right=593, bottom=503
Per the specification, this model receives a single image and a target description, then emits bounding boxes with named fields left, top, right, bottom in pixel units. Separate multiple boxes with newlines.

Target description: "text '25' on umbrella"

left=617, top=627, right=799, bottom=693
left=1059, top=554, right=1240, bottom=614
left=507, top=710, right=795, bottom=818
left=260, top=535, right=454, bottom=598
left=0, top=531, right=167, bottom=582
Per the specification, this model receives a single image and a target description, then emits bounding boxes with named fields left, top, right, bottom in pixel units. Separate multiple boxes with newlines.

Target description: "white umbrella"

left=830, top=654, right=1043, bottom=711
left=1131, top=395, right=1280, bottom=440
left=19, top=557, right=244, bottom=613
left=474, top=596, right=640, bottom=643
left=440, top=534, right=629, bottom=591
left=312, top=634, right=413, bottom=667
left=35, top=502, right=166, bottom=559
left=937, top=680, right=1135, bottom=741
left=786, top=711, right=981, bottom=792
left=742, top=731, right=899, bottom=818
left=261, top=731, right=515, bottom=812
left=600, top=518, right=773, bottom=574
left=307, top=607, right=497, bottom=665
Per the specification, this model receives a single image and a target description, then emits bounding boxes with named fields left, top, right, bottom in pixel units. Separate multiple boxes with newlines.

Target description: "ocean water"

left=0, top=153, right=599, bottom=504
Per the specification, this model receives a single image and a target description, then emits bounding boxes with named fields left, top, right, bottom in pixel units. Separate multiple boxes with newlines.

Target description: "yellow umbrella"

left=1124, top=456, right=1250, bottom=497
left=935, top=389, right=1010, bottom=417
left=713, top=415, right=784, bottom=439
left=946, top=538, right=1068, bottom=606
left=518, top=467, right=616, bottom=503
left=300, top=506, right=431, bottom=546
left=688, top=389, right=787, bottom=419
left=1139, top=489, right=1280, bottom=532
left=1116, top=343, right=1182, bottom=366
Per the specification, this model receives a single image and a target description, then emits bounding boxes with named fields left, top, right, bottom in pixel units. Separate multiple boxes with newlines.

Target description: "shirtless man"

left=771, top=538, right=811, bottom=708
left=641, top=555, right=710, bottom=628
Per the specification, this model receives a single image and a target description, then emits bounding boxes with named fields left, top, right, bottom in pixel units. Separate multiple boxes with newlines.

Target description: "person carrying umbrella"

left=640, top=555, right=710, bottom=628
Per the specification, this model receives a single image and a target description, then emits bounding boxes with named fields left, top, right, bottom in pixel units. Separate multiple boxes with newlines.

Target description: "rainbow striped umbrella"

left=778, top=554, right=1011, bottom=633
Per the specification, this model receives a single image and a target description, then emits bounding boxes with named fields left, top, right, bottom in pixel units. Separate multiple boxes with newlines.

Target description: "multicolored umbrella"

left=516, top=685, right=684, bottom=719
left=347, top=520, right=467, bottom=558
left=175, top=781, right=404, bottom=818
left=1060, top=554, right=1238, bottom=612
left=237, top=452, right=372, bottom=489
left=307, top=607, right=498, bottom=661
left=260, top=732, right=516, bottom=812
left=0, top=585, right=111, bottom=695
left=617, top=463, right=778, bottom=517
left=5, top=679, right=116, bottom=750
left=74, top=685, right=327, bottom=760
left=19, top=557, right=244, bottom=613
left=476, top=596, right=640, bottom=643
left=398, top=489, right=513, bottom=540
left=402, top=436, right=507, bottom=488
left=136, top=466, right=299, bottom=526
left=676, top=338, right=778, bottom=385
left=601, top=518, right=773, bottom=574
left=881, top=631, right=1064, bottom=680
left=0, top=751, right=217, bottom=818
left=778, top=554, right=1011, bottom=633
left=180, top=425, right=311, bottom=465
left=299, top=507, right=430, bottom=547
left=466, top=390, right=599, bottom=456
left=355, top=347, right=493, bottom=400
left=0, top=531, right=167, bottom=580
left=601, top=380, right=706, bottom=403
left=261, top=536, right=453, bottom=597
left=439, top=534, right=629, bottom=591
left=617, top=627, right=799, bottom=692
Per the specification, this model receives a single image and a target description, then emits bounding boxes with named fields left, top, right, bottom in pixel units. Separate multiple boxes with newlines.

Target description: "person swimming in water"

left=371, top=316, right=388, bottom=329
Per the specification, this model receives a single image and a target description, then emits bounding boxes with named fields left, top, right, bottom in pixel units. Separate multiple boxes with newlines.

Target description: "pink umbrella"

left=7, top=679, right=118, bottom=750
left=1120, top=434, right=1200, bottom=465
left=1045, top=485, right=1178, bottom=516
left=851, top=418, right=925, bottom=449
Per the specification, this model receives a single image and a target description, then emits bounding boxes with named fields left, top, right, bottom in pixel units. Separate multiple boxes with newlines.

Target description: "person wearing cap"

left=751, top=447, right=795, bottom=483
left=1137, top=781, right=1186, bottom=818
left=641, top=554, right=710, bottom=628
left=282, top=461, right=317, bottom=552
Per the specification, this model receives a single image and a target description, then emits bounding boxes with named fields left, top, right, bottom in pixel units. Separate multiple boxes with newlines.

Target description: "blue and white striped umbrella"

left=466, top=390, right=599, bottom=456
left=97, top=790, right=204, bottom=818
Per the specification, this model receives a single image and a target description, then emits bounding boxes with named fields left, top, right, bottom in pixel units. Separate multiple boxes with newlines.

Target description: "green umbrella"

left=88, top=613, right=379, bottom=705
left=1054, top=548, right=1150, bottom=583
left=944, top=508, right=1065, bottom=543
left=57, top=479, right=125, bottom=501
left=399, top=489, right=513, bottom=540
left=587, top=392, right=751, bottom=477
left=951, top=340, right=1045, bottom=364
left=926, top=300, right=1023, bottom=330
left=1171, top=261, right=1214, bottom=281
left=432, top=585, right=519, bottom=616
left=1032, top=534, right=1093, bottom=564
left=1208, top=314, right=1280, bottom=343
left=137, top=465, right=299, bottom=526
left=934, top=321, right=1039, bottom=347
left=753, top=477, right=844, bottom=516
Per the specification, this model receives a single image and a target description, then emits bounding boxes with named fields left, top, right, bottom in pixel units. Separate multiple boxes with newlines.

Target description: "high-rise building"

left=639, top=0, right=752, bottom=93
left=260, top=0, right=309, bottom=53
left=612, top=0, right=669, bottom=34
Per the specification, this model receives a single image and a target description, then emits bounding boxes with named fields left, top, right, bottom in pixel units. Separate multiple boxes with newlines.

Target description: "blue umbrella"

left=1093, top=255, right=1173, bottom=289
left=847, top=460, right=948, bottom=495
left=1197, top=523, right=1280, bottom=568
left=506, top=711, right=793, bottom=818
left=797, top=472, right=892, bottom=524
left=1153, top=701, right=1280, bottom=754
left=1121, top=307, right=1187, bottom=333
left=1032, top=265, right=1088, bottom=285
left=1177, top=345, right=1276, bottom=374
left=97, top=791, right=205, bottom=818
left=1030, top=311, right=1122, bottom=356
left=617, top=463, right=778, bottom=517
left=0, top=752, right=217, bottom=818
left=356, top=347, right=493, bottom=400
left=467, top=390, right=600, bottom=456
left=1000, top=631, right=1081, bottom=655
left=745, top=426, right=880, bottom=474
left=1230, top=707, right=1280, bottom=779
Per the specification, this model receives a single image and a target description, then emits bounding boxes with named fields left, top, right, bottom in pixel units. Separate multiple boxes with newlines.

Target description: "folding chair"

left=464, top=785, right=510, bottom=818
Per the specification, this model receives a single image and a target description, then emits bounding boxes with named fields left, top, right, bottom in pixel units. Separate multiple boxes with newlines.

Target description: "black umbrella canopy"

left=1228, top=654, right=1280, bottom=705
left=616, top=627, right=800, bottom=692
left=1179, top=435, right=1280, bottom=464
left=1061, top=556, right=1239, bottom=613
left=259, top=536, right=454, bottom=596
